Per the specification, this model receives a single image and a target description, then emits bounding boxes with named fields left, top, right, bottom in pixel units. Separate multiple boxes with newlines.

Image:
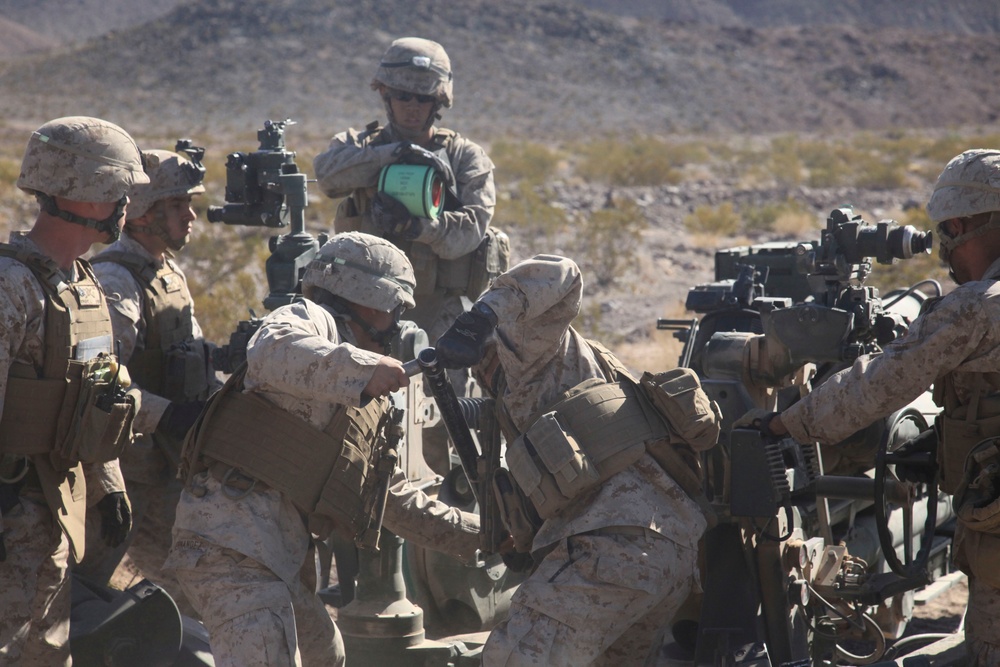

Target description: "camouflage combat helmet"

left=302, top=232, right=416, bottom=312
left=127, top=148, right=206, bottom=221
left=927, top=149, right=1000, bottom=259
left=17, top=116, right=149, bottom=202
left=371, top=37, right=453, bottom=108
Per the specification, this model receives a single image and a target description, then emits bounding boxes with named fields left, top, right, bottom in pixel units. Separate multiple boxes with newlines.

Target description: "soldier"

left=0, top=116, right=147, bottom=665
left=78, top=146, right=215, bottom=611
left=163, top=232, right=480, bottom=667
left=434, top=255, right=720, bottom=666
left=746, top=149, right=1000, bottom=665
left=313, top=36, right=498, bottom=475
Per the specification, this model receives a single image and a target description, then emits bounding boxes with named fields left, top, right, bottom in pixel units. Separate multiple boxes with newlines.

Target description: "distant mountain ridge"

left=0, top=0, right=998, bottom=139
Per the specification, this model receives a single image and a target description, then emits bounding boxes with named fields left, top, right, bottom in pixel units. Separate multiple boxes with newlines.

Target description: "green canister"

left=377, top=164, right=444, bottom=220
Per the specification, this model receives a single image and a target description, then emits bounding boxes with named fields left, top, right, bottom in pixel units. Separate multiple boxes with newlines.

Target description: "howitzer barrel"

left=814, top=475, right=913, bottom=506
left=416, top=348, right=481, bottom=503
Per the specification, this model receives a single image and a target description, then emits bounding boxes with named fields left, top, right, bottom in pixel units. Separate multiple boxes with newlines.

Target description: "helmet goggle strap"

left=37, top=192, right=127, bottom=242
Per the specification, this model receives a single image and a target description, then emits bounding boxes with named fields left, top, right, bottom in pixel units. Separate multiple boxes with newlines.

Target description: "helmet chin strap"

left=127, top=204, right=186, bottom=252
left=937, top=211, right=1000, bottom=282
left=37, top=192, right=127, bottom=242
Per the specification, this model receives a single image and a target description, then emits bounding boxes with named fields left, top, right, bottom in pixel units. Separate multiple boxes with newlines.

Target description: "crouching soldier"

left=164, top=232, right=480, bottom=667
left=434, top=254, right=721, bottom=666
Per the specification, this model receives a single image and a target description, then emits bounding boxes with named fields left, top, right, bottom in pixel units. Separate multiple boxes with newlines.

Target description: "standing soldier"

left=749, top=149, right=1000, bottom=665
left=313, top=36, right=499, bottom=474
left=435, top=255, right=720, bottom=666
left=78, top=145, right=215, bottom=611
left=164, top=232, right=480, bottom=667
left=0, top=116, right=147, bottom=665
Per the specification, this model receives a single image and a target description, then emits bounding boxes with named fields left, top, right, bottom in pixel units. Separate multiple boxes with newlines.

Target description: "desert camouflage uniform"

left=781, top=256, right=1000, bottom=664
left=314, top=125, right=495, bottom=473
left=0, top=232, right=128, bottom=666
left=164, top=298, right=479, bottom=667
left=478, top=256, right=706, bottom=667
left=79, top=232, right=213, bottom=611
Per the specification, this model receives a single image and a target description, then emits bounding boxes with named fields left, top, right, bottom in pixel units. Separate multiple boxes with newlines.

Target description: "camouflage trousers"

left=483, top=528, right=699, bottom=667
left=173, top=538, right=343, bottom=667
left=966, top=575, right=1000, bottom=666
left=0, top=494, right=72, bottom=667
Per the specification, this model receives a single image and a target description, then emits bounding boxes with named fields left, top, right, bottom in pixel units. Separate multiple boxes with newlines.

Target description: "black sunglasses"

left=388, top=89, right=436, bottom=104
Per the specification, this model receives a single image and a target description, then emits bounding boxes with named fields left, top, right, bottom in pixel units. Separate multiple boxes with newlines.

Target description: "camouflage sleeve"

left=414, top=139, right=496, bottom=259
left=93, top=261, right=170, bottom=434
left=381, top=467, right=480, bottom=564
left=781, top=286, right=995, bottom=444
left=0, top=258, right=45, bottom=416
left=312, top=128, right=400, bottom=198
left=245, top=301, right=384, bottom=408
left=83, top=460, right=127, bottom=507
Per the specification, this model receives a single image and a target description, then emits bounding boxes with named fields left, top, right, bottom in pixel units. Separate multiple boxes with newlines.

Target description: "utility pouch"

left=491, top=467, right=542, bottom=554
left=163, top=342, right=209, bottom=401
left=466, top=227, right=511, bottom=300
left=939, top=395, right=1000, bottom=494
left=409, top=242, right=439, bottom=296
left=953, top=438, right=1000, bottom=586
left=60, top=355, right=137, bottom=466
left=436, top=253, right=473, bottom=294
left=334, top=195, right=365, bottom=234
left=638, top=368, right=721, bottom=452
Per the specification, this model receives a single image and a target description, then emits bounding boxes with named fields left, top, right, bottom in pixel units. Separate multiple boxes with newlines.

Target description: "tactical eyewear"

left=388, top=89, right=436, bottom=105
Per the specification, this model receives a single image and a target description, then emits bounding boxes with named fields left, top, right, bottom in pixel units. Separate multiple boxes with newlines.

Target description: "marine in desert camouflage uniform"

left=435, top=255, right=715, bottom=666
left=759, top=150, right=1000, bottom=665
left=0, top=117, right=147, bottom=665
left=313, top=36, right=497, bottom=475
left=79, top=146, right=215, bottom=613
left=164, top=232, right=480, bottom=667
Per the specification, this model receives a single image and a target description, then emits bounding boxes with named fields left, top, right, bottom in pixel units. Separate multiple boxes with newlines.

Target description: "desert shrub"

left=573, top=198, right=648, bottom=288
left=573, top=135, right=707, bottom=186
left=742, top=198, right=811, bottom=233
left=768, top=135, right=804, bottom=187
left=491, top=140, right=561, bottom=185
left=496, top=183, right=568, bottom=252
left=683, top=202, right=741, bottom=236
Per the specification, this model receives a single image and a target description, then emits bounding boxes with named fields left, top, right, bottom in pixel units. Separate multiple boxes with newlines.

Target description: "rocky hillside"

left=0, top=0, right=999, bottom=139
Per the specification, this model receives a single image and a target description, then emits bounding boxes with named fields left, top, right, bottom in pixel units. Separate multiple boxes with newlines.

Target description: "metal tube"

left=415, top=348, right=480, bottom=503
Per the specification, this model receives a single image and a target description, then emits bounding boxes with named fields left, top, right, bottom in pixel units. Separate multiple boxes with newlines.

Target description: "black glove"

left=392, top=143, right=455, bottom=186
left=435, top=302, right=499, bottom=369
left=97, top=492, right=132, bottom=548
left=889, top=428, right=938, bottom=484
left=157, top=400, right=206, bottom=442
left=371, top=192, right=424, bottom=241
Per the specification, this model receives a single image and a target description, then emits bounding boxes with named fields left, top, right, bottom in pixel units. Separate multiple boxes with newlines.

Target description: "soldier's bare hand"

left=364, top=357, right=410, bottom=398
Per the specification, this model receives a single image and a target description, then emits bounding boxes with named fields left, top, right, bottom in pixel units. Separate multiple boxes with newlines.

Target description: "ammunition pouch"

left=952, top=438, right=1000, bottom=587
left=939, top=398, right=1000, bottom=495
left=184, top=371, right=388, bottom=542
left=0, top=356, right=137, bottom=467
left=466, top=227, right=510, bottom=300
left=638, top=368, right=722, bottom=453
left=505, top=378, right=667, bottom=520
left=162, top=342, right=209, bottom=401
left=935, top=374, right=1000, bottom=495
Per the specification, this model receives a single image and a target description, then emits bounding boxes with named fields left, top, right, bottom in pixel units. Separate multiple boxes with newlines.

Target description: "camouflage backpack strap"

left=586, top=338, right=637, bottom=382
left=90, top=250, right=159, bottom=284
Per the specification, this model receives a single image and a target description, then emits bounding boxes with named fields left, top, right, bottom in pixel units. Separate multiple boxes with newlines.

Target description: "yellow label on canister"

left=377, top=164, right=444, bottom=220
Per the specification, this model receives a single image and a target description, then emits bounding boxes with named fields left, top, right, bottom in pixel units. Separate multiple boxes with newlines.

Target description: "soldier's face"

left=160, top=195, right=197, bottom=247
left=387, top=89, right=435, bottom=135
